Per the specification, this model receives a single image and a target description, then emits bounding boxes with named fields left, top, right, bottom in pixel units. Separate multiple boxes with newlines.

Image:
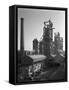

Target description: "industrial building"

left=33, top=19, right=55, bottom=57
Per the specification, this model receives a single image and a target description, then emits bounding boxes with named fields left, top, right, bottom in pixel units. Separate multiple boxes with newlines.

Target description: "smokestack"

left=20, top=18, right=24, bottom=54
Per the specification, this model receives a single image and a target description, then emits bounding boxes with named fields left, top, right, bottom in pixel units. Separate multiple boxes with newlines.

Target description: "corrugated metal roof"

left=28, top=55, right=46, bottom=62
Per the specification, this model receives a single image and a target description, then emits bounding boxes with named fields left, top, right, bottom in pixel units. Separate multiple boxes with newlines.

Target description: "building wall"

left=54, top=32, right=63, bottom=53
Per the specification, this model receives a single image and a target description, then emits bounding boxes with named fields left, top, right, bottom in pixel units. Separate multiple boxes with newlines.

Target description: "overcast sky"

left=18, top=8, right=65, bottom=51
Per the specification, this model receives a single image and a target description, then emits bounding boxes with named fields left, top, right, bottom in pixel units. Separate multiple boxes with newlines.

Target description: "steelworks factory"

left=17, top=18, right=65, bottom=82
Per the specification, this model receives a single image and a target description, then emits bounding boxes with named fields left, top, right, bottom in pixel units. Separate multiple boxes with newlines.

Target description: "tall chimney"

left=20, top=18, right=24, bottom=54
